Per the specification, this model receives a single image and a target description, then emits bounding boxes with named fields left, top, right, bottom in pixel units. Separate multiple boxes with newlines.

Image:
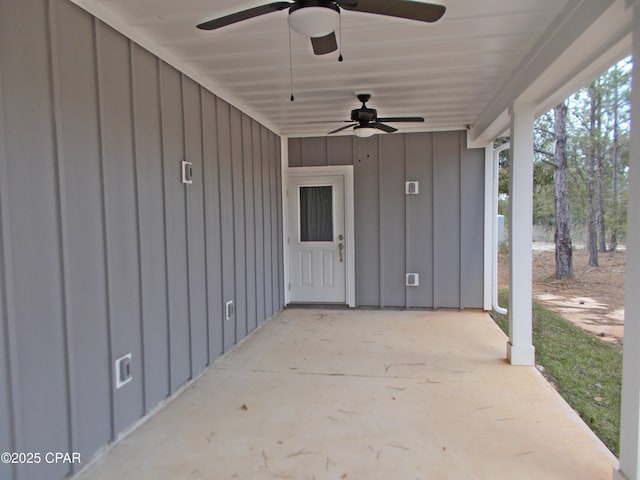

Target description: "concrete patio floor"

left=78, top=308, right=617, bottom=480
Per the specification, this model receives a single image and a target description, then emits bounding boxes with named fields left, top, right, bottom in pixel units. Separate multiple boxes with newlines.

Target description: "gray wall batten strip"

left=261, top=127, right=269, bottom=316
left=216, top=98, right=227, bottom=350
left=459, top=132, right=464, bottom=309
left=277, top=139, right=284, bottom=306
left=213, top=95, right=225, bottom=356
left=257, top=127, right=264, bottom=322
left=47, top=0, right=75, bottom=466
left=404, top=134, right=409, bottom=309
left=275, top=133, right=279, bottom=310
left=271, top=136, right=276, bottom=309
left=272, top=133, right=279, bottom=312
left=229, top=105, right=236, bottom=344
left=242, top=111, right=248, bottom=336
left=199, top=86, right=210, bottom=364
left=129, top=40, right=147, bottom=411
left=180, top=74, right=193, bottom=379
left=255, top=122, right=262, bottom=323
left=242, top=115, right=257, bottom=333
left=272, top=133, right=277, bottom=311
left=267, top=128, right=273, bottom=315
left=432, top=133, right=437, bottom=309
left=238, top=110, right=247, bottom=338
left=218, top=98, right=236, bottom=350
left=276, top=138, right=281, bottom=306
left=94, top=19, right=116, bottom=441
left=262, top=130, right=269, bottom=307
left=157, top=60, right=172, bottom=393
left=251, top=121, right=259, bottom=329
left=201, top=90, right=213, bottom=360
left=241, top=116, right=248, bottom=335
left=255, top=127, right=261, bottom=320
left=267, top=133, right=272, bottom=315
left=230, top=107, right=241, bottom=342
left=259, top=127, right=267, bottom=324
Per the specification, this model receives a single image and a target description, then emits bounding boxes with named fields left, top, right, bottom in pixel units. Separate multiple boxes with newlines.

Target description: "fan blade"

left=337, top=0, right=445, bottom=23
left=328, top=124, right=358, bottom=134
left=311, top=32, right=338, bottom=55
left=373, top=122, right=398, bottom=133
left=377, top=116, right=425, bottom=123
left=306, top=120, right=353, bottom=124
left=197, top=2, right=292, bottom=30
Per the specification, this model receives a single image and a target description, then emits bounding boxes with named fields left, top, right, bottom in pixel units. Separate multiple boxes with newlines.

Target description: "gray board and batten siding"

left=0, top=1, right=284, bottom=479
left=288, top=132, right=485, bottom=309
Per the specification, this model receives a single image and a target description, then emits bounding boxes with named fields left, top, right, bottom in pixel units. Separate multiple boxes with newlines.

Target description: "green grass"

left=491, top=289, right=622, bottom=456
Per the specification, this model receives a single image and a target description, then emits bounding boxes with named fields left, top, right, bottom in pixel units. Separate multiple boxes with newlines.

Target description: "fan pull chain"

left=288, top=25, right=295, bottom=101
left=338, top=12, right=344, bottom=62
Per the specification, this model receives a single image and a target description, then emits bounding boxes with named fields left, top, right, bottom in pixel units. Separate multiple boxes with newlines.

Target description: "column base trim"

left=506, top=342, right=535, bottom=366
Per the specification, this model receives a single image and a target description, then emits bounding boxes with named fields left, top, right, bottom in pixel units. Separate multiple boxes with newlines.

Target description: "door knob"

left=338, top=242, right=344, bottom=263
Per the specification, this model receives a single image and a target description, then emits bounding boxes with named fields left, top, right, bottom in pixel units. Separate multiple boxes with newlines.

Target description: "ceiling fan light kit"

left=288, top=1, right=340, bottom=38
left=353, top=125, right=377, bottom=138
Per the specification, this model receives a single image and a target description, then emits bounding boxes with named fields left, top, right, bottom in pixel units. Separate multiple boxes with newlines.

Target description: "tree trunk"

left=610, top=68, right=619, bottom=252
left=587, top=82, right=600, bottom=267
left=553, top=102, right=573, bottom=279
left=596, top=113, right=607, bottom=253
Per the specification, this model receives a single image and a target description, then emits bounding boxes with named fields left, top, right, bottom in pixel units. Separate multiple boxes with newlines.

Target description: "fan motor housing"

left=351, top=107, right=377, bottom=122
left=289, top=0, right=340, bottom=15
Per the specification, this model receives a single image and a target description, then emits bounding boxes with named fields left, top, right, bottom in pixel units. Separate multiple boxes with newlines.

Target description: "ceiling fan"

left=197, top=0, right=446, bottom=56
left=321, top=94, right=425, bottom=137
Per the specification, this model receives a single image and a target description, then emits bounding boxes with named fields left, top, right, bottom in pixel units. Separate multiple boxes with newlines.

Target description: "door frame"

left=283, top=165, right=355, bottom=307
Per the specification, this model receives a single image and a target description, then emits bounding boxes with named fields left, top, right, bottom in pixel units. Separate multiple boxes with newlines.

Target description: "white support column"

left=507, top=101, right=535, bottom=366
left=614, top=5, right=640, bottom=479
left=483, top=144, right=494, bottom=311
left=281, top=136, right=291, bottom=306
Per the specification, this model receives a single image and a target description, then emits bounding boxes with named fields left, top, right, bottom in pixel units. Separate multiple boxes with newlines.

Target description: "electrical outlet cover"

left=225, top=300, right=235, bottom=320
left=182, top=160, right=193, bottom=184
left=406, top=273, right=420, bottom=287
left=115, top=353, right=133, bottom=389
left=405, top=181, right=419, bottom=195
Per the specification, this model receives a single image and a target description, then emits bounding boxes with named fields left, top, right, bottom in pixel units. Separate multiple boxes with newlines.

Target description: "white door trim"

left=283, top=165, right=355, bottom=307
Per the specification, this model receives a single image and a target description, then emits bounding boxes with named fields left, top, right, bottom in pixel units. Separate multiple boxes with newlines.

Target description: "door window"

left=299, top=186, right=333, bottom=242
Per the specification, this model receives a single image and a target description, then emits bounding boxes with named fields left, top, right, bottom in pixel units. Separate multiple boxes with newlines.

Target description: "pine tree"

left=553, top=102, right=573, bottom=279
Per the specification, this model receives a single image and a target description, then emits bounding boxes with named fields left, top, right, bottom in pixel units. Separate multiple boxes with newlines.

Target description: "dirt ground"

left=498, top=244, right=626, bottom=348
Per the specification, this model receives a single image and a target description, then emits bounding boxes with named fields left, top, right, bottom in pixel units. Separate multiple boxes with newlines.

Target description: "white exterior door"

left=287, top=174, right=346, bottom=303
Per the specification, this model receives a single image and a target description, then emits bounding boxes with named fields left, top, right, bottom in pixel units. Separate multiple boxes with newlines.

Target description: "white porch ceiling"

left=70, top=0, right=629, bottom=139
